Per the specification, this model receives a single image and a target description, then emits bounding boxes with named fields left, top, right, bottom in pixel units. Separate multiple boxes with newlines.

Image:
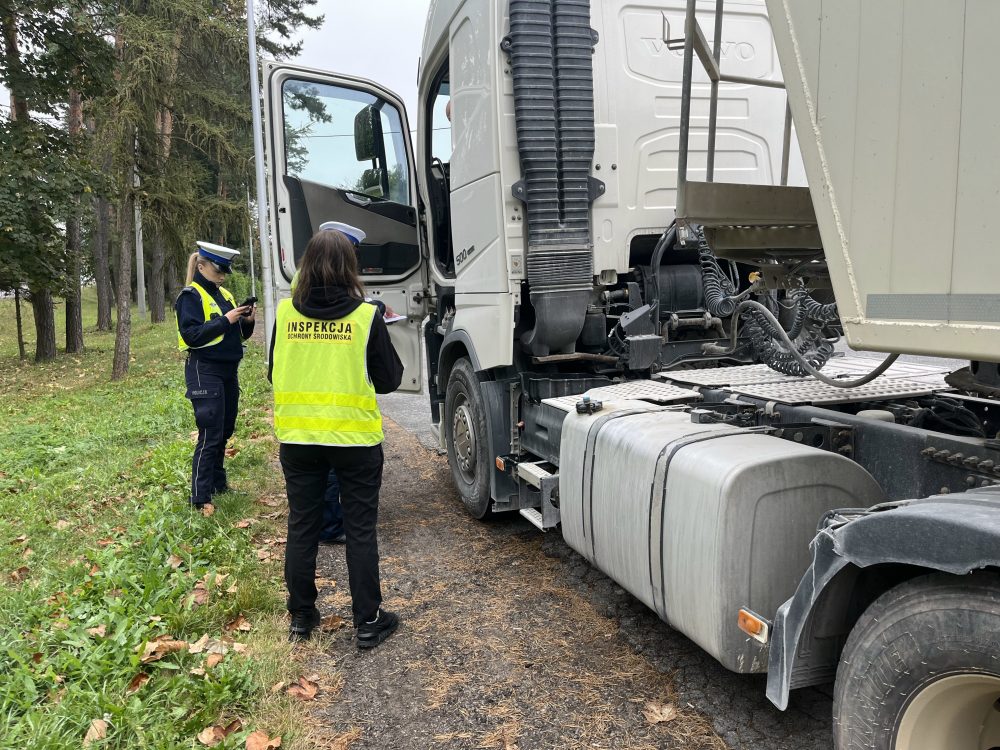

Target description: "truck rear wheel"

left=833, top=571, right=1000, bottom=750
left=444, top=357, right=491, bottom=519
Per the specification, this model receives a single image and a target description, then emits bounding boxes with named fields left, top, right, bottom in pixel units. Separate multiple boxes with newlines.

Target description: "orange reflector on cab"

left=738, top=609, right=770, bottom=644
left=496, top=457, right=506, bottom=471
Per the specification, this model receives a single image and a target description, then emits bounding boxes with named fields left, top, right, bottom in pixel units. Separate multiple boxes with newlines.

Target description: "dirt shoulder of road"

left=288, top=418, right=833, bottom=749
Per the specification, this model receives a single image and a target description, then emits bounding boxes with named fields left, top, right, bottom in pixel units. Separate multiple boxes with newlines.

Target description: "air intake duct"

left=508, top=0, right=597, bottom=356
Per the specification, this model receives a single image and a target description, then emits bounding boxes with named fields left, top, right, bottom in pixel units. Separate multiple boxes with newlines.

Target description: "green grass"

left=0, top=290, right=306, bottom=749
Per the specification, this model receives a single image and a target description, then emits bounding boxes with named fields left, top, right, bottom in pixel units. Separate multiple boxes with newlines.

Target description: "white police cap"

left=318, top=221, right=366, bottom=245
left=196, top=241, right=241, bottom=270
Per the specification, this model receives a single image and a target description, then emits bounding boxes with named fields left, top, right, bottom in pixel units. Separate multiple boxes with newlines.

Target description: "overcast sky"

left=283, top=0, right=432, bottom=121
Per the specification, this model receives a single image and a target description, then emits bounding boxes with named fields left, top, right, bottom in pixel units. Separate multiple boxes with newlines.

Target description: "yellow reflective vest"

left=271, top=298, right=384, bottom=446
left=176, top=282, right=237, bottom=351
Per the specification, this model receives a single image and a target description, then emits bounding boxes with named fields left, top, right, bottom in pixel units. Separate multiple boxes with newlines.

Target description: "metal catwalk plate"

left=729, top=378, right=945, bottom=405
left=543, top=380, right=702, bottom=413
left=657, top=364, right=806, bottom=387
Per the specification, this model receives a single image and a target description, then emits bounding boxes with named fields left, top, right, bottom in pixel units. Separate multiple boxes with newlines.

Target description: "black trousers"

left=185, top=357, right=239, bottom=505
left=279, top=442, right=384, bottom=626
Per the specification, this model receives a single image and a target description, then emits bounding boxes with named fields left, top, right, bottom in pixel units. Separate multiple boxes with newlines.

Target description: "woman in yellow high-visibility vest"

left=175, top=242, right=255, bottom=513
left=268, top=224, right=403, bottom=647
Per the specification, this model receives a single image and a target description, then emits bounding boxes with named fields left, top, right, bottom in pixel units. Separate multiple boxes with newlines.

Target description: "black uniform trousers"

left=185, top=357, right=240, bottom=505
left=279, top=442, right=384, bottom=626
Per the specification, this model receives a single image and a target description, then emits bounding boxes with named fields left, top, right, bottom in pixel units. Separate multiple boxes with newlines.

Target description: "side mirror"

left=354, top=104, right=382, bottom=162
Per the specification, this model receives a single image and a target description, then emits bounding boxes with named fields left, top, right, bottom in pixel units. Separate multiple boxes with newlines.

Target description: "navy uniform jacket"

left=175, top=270, right=255, bottom=365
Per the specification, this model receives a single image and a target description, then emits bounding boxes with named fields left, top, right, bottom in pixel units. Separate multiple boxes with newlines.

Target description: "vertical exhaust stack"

left=508, top=0, right=597, bottom=356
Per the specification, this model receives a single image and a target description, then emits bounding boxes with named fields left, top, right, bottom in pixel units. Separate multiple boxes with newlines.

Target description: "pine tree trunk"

left=29, top=286, right=57, bottom=362
left=14, top=287, right=26, bottom=360
left=166, top=252, right=181, bottom=307
left=64, top=88, right=85, bottom=352
left=93, top=196, right=113, bottom=331
left=149, top=232, right=166, bottom=323
left=111, top=197, right=133, bottom=380
left=65, top=213, right=84, bottom=352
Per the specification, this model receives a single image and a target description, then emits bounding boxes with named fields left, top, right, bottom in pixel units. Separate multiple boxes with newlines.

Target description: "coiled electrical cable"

left=712, top=299, right=899, bottom=388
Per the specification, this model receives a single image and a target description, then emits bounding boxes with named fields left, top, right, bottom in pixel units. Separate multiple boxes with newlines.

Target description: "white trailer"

left=261, top=1, right=1000, bottom=747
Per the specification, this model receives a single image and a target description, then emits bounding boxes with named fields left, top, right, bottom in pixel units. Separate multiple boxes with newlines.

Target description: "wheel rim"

left=452, top=398, right=478, bottom=482
left=895, top=673, right=1000, bottom=750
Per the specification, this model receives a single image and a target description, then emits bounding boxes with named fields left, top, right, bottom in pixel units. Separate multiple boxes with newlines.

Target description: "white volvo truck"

left=262, top=1, right=1000, bottom=746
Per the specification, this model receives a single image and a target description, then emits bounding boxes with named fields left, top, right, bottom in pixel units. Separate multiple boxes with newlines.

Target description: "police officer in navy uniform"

left=175, top=241, right=255, bottom=512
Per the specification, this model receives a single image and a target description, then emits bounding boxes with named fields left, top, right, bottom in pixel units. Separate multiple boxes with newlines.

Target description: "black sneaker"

left=356, top=609, right=399, bottom=650
left=288, top=607, right=322, bottom=643
left=318, top=532, right=347, bottom=546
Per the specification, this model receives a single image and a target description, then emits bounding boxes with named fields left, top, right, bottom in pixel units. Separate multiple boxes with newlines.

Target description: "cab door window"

left=282, top=79, right=411, bottom=206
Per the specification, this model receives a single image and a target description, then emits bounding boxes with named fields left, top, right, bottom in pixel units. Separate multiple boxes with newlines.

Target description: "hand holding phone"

left=240, top=296, right=257, bottom=317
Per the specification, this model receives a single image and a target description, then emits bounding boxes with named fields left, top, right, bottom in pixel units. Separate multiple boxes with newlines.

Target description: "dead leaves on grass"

left=245, top=730, right=282, bottom=750
left=139, top=635, right=188, bottom=664
left=9, top=565, right=30, bottom=583
left=197, top=719, right=243, bottom=747
left=83, top=718, right=108, bottom=747
left=272, top=675, right=320, bottom=701
left=224, top=614, right=252, bottom=633
left=126, top=673, right=150, bottom=693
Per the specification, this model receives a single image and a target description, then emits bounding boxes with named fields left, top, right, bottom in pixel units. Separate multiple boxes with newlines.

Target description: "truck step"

left=519, top=508, right=548, bottom=532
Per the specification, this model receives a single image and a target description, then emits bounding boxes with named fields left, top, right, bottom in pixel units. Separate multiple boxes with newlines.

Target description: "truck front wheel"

left=444, top=357, right=491, bottom=518
left=833, top=571, right=1000, bottom=750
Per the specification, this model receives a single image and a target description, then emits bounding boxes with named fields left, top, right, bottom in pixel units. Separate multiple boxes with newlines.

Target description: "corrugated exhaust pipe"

left=508, top=0, right=597, bottom=356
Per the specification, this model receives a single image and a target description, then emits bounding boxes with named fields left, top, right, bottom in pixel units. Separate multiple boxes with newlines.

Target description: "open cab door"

left=263, top=62, right=426, bottom=392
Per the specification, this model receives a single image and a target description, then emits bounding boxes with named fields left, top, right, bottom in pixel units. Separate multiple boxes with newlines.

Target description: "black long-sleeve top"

left=175, top=270, right=254, bottom=363
left=267, top=285, right=403, bottom=394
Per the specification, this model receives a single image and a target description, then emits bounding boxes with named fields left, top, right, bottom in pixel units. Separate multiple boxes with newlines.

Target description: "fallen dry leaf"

left=200, top=503, right=216, bottom=517
left=9, top=565, right=29, bottom=583
left=22, top=547, right=33, bottom=558
left=285, top=676, right=319, bottom=701
left=83, top=718, right=108, bottom=747
left=233, top=519, right=254, bottom=529
left=270, top=681, right=286, bottom=693
left=245, top=730, right=281, bottom=750
left=189, top=634, right=232, bottom=656
left=96, top=538, right=113, bottom=548
left=187, top=582, right=209, bottom=607
left=231, top=642, right=248, bottom=654
left=198, top=719, right=243, bottom=746
left=31, top=652, right=43, bottom=663
left=254, top=496, right=282, bottom=508
left=126, top=673, right=150, bottom=693
left=53, top=519, right=70, bottom=530
left=198, top=726, right=225, bottom=747
left=139, top=636, right=188, bottom=664
left=86, top=624, right=107, bottom=638
left=205, top=653, right=224, bottom=669
left=320, top=615, right=346, bottom=632
left=642, top=700, right=678, bottom=724
left=10, top=534, right=27, bottom=545
left=224, top=614, right=252, bottom=633
left=167, top=554, right=183, bottom=569
left=224, top=447, right=239, bottom=458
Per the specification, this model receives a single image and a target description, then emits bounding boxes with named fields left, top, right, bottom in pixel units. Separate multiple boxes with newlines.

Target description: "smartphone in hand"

left=240, top=296, right=257, bottom=317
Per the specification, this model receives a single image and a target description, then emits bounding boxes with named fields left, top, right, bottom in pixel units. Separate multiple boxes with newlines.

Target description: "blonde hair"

left=185, top=252, right=203, bottom=285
